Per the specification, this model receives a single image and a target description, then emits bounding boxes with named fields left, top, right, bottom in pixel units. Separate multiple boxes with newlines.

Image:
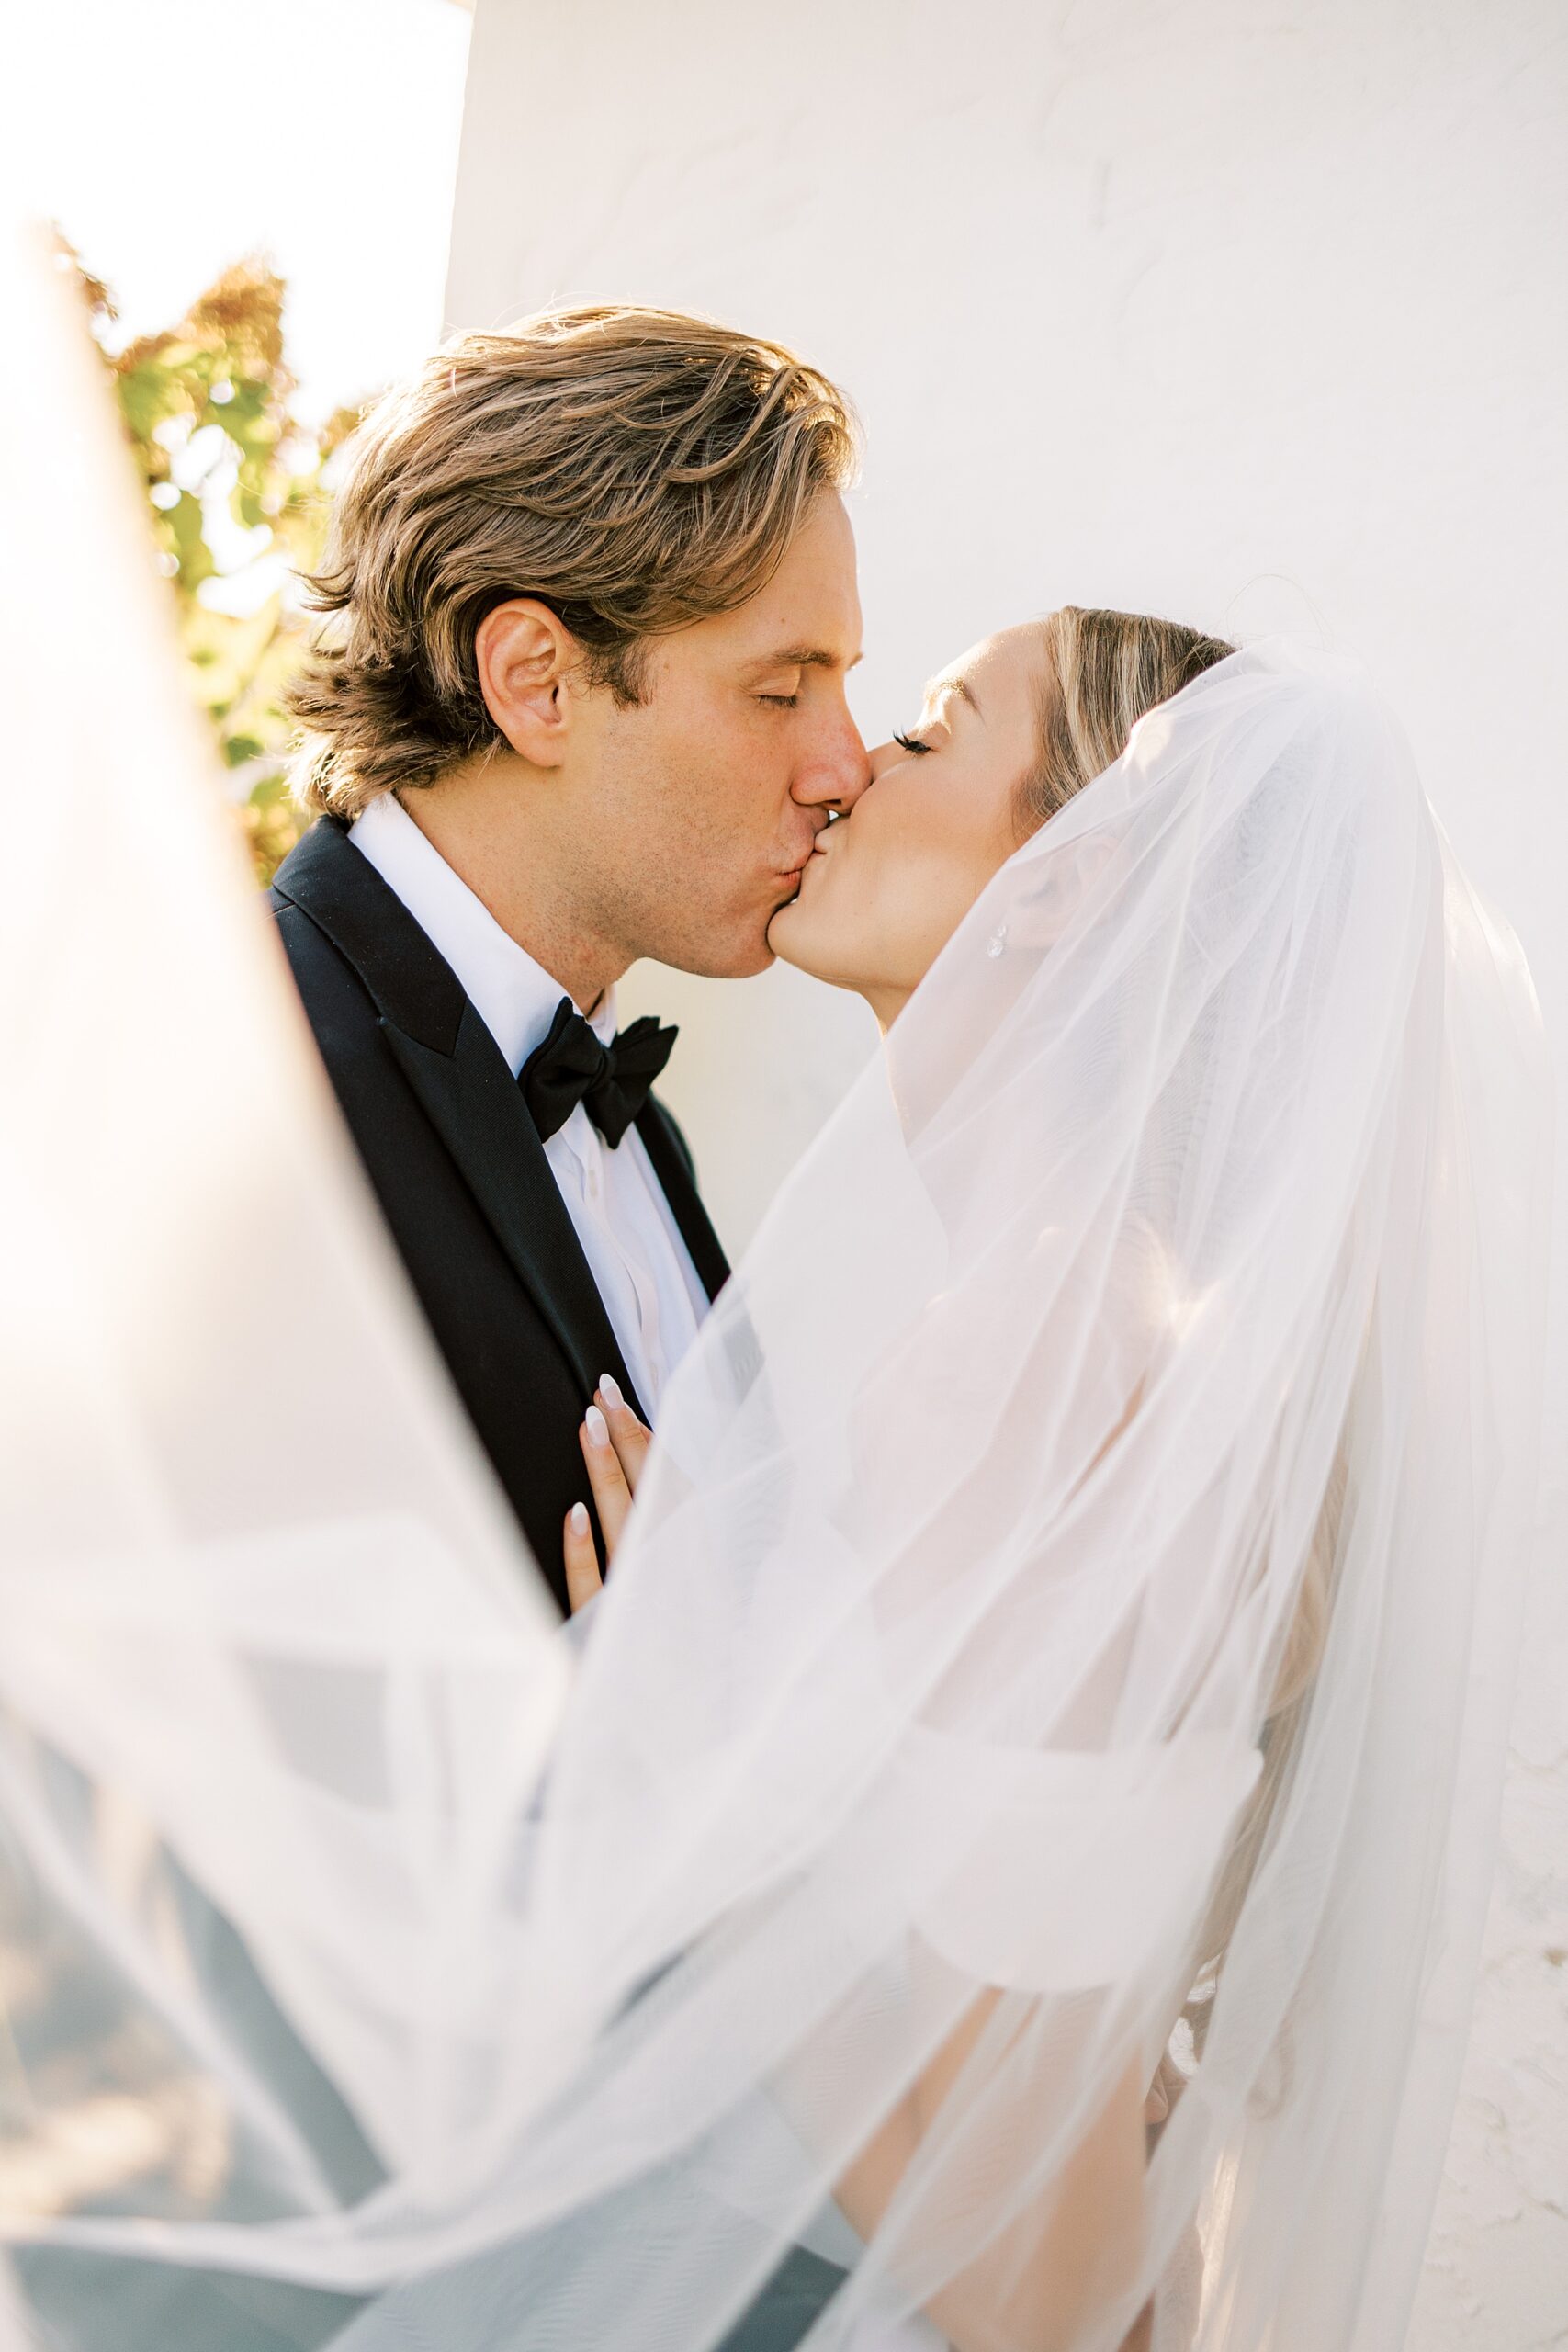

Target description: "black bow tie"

left=518, top=998, right=678, bottom=1148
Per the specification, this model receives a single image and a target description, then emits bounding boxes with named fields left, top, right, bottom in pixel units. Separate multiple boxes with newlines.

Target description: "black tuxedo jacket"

left=269, top=816, right=729, bottom=1611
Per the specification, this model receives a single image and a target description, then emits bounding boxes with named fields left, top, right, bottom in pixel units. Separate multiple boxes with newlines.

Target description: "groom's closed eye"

left=745, top=646, right=862, bottom=710
left=750, top=662, right=806, bottom=709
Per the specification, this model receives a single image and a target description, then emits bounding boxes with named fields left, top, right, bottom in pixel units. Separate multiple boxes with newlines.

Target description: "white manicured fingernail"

left=585, top=1405, right=610, bottom=1448
left=569, top=1502, right=589, bottom=1536
left=599, top=1374, right=624, bottom=1410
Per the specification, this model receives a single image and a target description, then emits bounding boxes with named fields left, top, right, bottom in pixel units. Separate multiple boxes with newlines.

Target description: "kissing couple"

left=273, top=309, right=1236, bottom=1606
left=10, top=292, right=1544, bottom=2352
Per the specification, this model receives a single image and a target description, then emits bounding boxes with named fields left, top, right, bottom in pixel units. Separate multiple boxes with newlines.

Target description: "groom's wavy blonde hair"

left=288, top=306, right=858, bottom=819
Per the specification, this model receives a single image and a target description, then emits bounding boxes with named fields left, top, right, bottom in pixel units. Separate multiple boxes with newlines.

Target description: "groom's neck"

left=397, top=758, right=625, bottom=1014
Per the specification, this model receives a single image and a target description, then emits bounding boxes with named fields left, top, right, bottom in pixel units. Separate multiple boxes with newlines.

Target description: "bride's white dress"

left=0, top=221, right=1549, bottom=2352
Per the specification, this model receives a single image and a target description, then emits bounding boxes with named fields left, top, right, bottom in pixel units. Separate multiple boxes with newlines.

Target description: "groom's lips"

left=788, top=836, right=831, bottom=885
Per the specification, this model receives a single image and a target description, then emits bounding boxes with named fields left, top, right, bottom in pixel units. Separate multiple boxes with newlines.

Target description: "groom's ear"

left=474, top=598, right=581, bottom=769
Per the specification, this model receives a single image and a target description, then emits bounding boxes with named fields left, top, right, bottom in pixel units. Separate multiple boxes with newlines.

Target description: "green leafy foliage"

left=60, top=233, right=370, bottom=883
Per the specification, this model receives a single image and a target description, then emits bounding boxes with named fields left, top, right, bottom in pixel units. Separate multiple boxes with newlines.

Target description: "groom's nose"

left=791, top=714, right=872, bottom=817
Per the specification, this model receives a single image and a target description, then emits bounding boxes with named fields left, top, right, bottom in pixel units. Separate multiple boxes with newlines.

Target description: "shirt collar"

left=349, top=792, right=616, bottom=1077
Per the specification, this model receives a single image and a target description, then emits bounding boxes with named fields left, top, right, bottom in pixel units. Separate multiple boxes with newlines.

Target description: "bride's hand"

left=563, top=1374, right=651, bottom=1614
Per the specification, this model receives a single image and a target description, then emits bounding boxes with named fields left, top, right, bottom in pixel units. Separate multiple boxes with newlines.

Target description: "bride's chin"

left=766, top=899, right=805, bottom=969
left=766, top=896, right=826, bottom=979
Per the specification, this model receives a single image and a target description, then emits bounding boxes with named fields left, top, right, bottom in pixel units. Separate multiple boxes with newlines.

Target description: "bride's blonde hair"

left=1019, top=603, right=1236, bottom=835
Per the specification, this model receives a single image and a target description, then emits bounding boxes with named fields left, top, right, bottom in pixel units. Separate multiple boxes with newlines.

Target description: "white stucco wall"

left=446, top=6, right=1567, bottom=2340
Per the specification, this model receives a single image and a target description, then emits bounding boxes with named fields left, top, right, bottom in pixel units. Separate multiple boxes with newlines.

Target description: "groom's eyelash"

left=893, top=730, right=931, bottom=756
left=757, top=692, right=799, bottom=709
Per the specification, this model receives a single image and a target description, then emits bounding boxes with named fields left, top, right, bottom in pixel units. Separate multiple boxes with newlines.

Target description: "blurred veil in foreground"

left=0, top=222, right=1551, bottom=2352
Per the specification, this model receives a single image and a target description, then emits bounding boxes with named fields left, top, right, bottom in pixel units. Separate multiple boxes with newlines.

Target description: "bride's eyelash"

left=893, top=730, right=931, bottom=756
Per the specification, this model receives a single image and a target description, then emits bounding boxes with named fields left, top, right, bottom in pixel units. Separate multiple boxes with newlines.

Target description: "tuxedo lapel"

left=379, top=1009, right=642, bottom=1410
left=637, top=1101, right=760, bottom=1400
left=273, top=819, right=643, bottom=1414
left=636, top=1102, right=730, bottom=1305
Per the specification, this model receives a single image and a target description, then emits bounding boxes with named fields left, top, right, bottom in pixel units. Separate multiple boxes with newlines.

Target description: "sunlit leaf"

left=57, top=237, right=377, bottom=883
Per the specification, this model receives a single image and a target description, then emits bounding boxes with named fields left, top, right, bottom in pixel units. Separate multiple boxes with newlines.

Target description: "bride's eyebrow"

left=927, top=673, right=982, bottom=718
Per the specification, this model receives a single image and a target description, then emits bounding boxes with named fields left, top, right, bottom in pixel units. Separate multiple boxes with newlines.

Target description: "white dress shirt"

left=350, top=792, right=710, bottom=1417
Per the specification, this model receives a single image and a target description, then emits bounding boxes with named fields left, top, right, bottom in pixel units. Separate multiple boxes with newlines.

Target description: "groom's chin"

left=725, top=914, right=780, bottom=978
left=685, top=926, right=776, bottom=980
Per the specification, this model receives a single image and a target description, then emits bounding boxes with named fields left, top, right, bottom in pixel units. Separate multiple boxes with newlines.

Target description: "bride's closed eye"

left=893, top=730, right=931, bottom=756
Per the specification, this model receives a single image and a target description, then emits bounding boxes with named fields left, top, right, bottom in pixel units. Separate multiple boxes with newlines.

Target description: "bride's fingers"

left=594, top=1374, right=651, bottom=1493
left=563, top=1502, right=602, bottom=1615
left=570, top=1383, right=650, bottom=1592
left=581, top=1404, right=634, bottom=1557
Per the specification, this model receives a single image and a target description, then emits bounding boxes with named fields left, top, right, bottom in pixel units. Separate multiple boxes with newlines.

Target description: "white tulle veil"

left=0, top=227, right=1550, bottom=2352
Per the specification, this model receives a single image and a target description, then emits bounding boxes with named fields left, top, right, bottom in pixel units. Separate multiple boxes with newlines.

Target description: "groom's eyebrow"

left=748, top=647, right=863, bottom=673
